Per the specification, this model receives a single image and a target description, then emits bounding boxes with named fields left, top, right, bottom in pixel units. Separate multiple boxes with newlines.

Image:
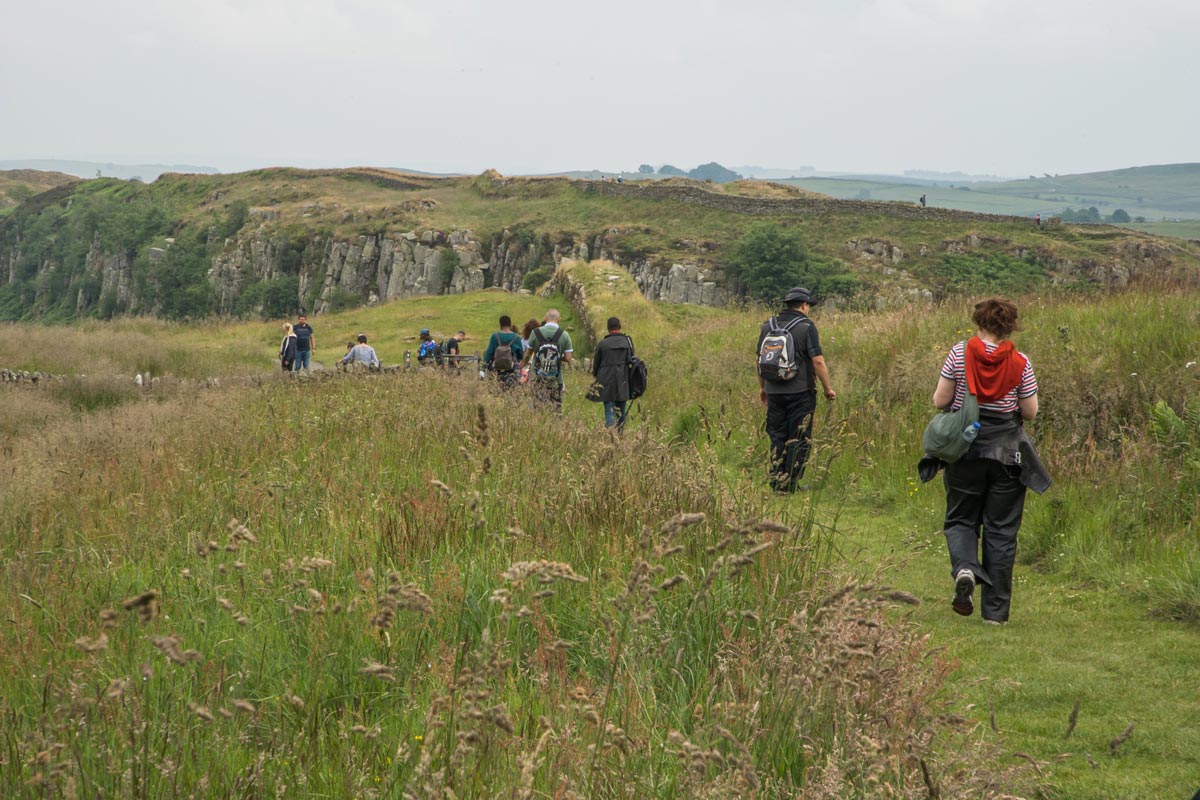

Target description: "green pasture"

left=1119, top=220, right=1200, bottom=240
left=784, top=176, right=1200, bottom=224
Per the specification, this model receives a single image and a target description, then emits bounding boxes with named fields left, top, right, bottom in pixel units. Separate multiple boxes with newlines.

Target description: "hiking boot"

left=982, top=618, right=1007, bottom=626
left=952, top=569, right=975, bottom=616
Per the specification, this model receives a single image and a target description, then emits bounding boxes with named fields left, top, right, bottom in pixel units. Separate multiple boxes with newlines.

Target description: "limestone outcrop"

left=628, top=261, right=731, bottom=306
left=209, top=229, right=490, bottom=314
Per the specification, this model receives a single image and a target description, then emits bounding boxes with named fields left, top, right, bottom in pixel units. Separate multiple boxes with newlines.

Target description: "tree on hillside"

left=1060, top=207, right=1102, bottom=223
left=688, top=162, right=741, bottom=183
left=728, top=222, right=859, bottom=303
left=637, top=164, right=655, bottom=174
left=1110, top=209, right=1132, bottom=223
left=658, top=164, right=687, bottom=177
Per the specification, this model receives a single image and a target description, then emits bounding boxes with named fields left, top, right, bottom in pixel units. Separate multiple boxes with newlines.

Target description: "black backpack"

left=626, top=335, right=647, bottom=399
left=757, top=316, right=807, bottom=382
left=492, top=333, right=517, bottom=372
left=531, top=327, right=565, bottom=379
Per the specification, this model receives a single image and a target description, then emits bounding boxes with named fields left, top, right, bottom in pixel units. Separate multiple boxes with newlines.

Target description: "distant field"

left=782, top=176, right=1200, bottom=222
left=783, top=178, right=1048, bottom=216
left=1118, top=220, right=1200, bottom=240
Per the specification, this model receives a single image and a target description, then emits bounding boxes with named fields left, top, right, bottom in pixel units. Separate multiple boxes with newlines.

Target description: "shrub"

left=522, top=266, right=552, bottom=291
left=728, top=222, right=860, bottom=303
left=439, top=248, right=461, bottom=289
left=236, top=276, right=300, bottom=319
left=934, top=252, right=1045, bottom=296
left=326, top=287, right=362, bottom=312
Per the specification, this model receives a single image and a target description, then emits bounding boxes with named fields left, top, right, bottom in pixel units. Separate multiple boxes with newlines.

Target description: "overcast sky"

left=2, top=0, right=1196, bottom=177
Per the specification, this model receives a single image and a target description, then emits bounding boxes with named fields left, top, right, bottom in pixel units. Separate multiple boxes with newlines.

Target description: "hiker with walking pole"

left=756, top=287, right=836, bottom=493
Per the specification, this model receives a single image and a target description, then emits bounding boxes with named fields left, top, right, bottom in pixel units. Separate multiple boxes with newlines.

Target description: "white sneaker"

left=952, top=569, right=975, bottom=616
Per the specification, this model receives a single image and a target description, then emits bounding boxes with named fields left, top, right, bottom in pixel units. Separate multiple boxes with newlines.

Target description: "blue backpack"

left=418, top=340, right=441, bottom=363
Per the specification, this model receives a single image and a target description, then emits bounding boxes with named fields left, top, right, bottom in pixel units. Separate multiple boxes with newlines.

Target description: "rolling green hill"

left=0, top=169, right=77, bottom=216
left=783, top=164, right=1200, bottom=234
left=3, top=168, right=1199, bottom=323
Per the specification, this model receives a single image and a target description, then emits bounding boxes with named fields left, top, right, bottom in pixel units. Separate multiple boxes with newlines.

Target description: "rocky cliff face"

left=209, top=229, right=491, bottom=314
left=627, top=261, right=732, bottom=306
left=79, top=237, right=135, bottom=314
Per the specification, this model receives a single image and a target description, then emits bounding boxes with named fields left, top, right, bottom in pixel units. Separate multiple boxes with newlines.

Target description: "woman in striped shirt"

left=931, top=298, right=1049, bottom=624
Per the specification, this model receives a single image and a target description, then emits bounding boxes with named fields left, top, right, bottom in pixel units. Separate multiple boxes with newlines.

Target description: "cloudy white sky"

left=2, top=0, right=1196, bottom=177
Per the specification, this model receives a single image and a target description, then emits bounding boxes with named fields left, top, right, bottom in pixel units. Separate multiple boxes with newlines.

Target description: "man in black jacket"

left=758, top=287, right=836, bottom=492
left=592, top=317, right=634, bottom=430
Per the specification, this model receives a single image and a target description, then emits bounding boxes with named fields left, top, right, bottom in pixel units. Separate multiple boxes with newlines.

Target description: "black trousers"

left=532, top=379, right=563, bottom=411
left=765, top=390, right=816, bottom=492
left=943, top=458, right=1027, bottom=622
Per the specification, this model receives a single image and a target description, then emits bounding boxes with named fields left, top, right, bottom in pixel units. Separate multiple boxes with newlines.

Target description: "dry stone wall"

left=580, top=180, right=1040, bottom=226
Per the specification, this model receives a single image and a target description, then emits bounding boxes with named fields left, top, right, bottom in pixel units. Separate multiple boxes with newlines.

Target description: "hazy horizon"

left=3, top=1, right=1196, bottom=179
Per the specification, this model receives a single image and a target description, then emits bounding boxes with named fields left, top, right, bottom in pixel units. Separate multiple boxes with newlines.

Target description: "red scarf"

left=965, top=336, right=1026, bottom=403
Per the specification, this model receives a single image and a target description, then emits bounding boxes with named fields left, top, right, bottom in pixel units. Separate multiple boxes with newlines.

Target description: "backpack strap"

left=548, top=327, right=563, bottom=345
left=625, top=334, right=635, bottom=361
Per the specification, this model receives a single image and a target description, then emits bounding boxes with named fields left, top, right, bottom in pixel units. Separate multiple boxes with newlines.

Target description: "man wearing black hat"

left=757, top=287, right=836, bottom=492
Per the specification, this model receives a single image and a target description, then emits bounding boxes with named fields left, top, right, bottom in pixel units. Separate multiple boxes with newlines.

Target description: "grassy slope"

left=552, top=265, right=1200, bottom=796
left=4, top=281, right=1200, bottom=797
left=0, top=169, right=78, bottom=215
left=839, top=500, right=1200, bottom=799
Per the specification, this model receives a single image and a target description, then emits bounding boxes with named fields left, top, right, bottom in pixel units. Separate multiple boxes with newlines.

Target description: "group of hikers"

left=277, top=285, right=1048, bottom=625
left=276, top=308, right=639, bottom=431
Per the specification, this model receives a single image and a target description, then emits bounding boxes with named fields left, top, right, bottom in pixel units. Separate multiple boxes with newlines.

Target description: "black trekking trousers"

left=766, top=390, right=816, bottom=492
left=943, top=457, right=1027, bottom=622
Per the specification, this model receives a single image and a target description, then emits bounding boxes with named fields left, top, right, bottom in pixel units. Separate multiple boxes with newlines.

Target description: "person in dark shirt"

left=443, top=330, right=465, bottom=368
left=292, top=314, right=315, bottom=371
left=757, top=287, right=836, bottom=492
left=591, top=316, right=634, bottom=431
left=484, top=316, right=524, bottom=388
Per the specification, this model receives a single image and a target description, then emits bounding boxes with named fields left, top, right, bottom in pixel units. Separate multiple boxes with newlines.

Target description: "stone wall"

left=580, top=179, right=1040, bottom=226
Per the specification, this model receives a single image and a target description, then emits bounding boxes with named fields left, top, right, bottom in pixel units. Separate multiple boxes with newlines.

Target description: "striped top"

left=941, top=340, right=1037, bottom=413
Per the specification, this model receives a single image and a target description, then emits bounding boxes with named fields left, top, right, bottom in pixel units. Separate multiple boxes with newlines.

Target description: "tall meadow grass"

left=0, top=363, right=1031, bottom=797
left=6, top=276, right=1198, bottom=796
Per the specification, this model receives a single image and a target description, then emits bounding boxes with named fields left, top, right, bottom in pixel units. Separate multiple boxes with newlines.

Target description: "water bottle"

left=962, top=421, right=981, bottom=443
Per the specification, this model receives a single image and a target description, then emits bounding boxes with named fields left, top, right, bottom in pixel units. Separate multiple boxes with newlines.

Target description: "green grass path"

left=833, top=504, right=1200, bottom=799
